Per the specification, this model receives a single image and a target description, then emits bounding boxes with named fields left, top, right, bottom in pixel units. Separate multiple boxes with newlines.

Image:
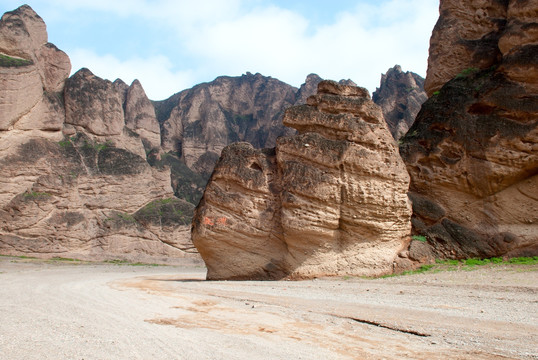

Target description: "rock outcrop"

left=153, top=73, right=299, bottom=204
left=158, top=73, right=298, bottom=173
left=0, top=5, right=198, bottom=263
left=192, top=81, right=412, bottom=280
left=373, top=65, right=427, bottom=140
left=401, top=0, right=538, bottom=260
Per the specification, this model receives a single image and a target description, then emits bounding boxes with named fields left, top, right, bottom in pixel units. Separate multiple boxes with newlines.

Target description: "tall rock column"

left=192, top=81, right=412, bottom=280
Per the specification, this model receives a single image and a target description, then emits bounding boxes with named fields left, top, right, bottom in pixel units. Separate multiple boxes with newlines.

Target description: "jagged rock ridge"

left=0, top=5, right=198, bottom=263
left=401, top=0, right=538, bottom=261
left=373, top=65, right=427, bottom=140
left=192, top=81, right=412, bottom=280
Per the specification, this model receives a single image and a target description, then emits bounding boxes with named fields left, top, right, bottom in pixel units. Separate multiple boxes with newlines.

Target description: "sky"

left=1, top=1, right=439, bottom=100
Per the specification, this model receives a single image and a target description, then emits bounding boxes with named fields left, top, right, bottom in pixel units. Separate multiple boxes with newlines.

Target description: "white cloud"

left=40, top=0, right=439, bottom=98
left=69, top=49, right=195, bottom=100
left=177, top=0, right=438, bottom=92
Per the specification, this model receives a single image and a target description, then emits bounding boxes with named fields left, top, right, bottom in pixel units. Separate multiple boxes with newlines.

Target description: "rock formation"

left=0, top=5, right=198, bottom=263
left=153, top=73, right=299, bottom=204
left=192, top=81, right=412, bottom=280
left=401, top=0, right=538, bottom=260
left=372, top=65, right=427, bottom=140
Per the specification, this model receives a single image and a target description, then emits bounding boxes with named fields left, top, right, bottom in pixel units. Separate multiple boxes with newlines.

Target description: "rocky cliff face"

left=153, top=73, right=298, bottom=204
left=192, top=81, right=412, bottom=280
left=401, top=0, right=538, bottom=260
left=373, top=65, right=427, bottom=140
left=0, top=5, right=198, bottom=263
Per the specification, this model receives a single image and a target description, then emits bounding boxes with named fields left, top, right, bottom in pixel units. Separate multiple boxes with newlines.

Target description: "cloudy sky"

left=1, top=1, right=439, bottom=100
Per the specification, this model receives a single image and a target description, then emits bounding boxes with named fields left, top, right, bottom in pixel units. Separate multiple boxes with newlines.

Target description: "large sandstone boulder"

left=401, top=0, right=538, bottom=260
left=192, top=81, right=412, bottom=280
left=373, top=65, right=427, bottom=140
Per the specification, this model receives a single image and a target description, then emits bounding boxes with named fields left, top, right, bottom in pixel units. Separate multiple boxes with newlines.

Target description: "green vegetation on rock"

left=0, top=53, right=33, bottom=67
left=149, top=152, right=208, bottom=205
left=134, top=197, right=195, bottom=227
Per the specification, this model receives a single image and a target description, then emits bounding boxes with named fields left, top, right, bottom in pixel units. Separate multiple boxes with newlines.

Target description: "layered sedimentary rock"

left=192, top=81, right=412, bottom=280
left=0, top=5, right=198, bottom=263
left=401, top=0, right=538, bottom=260
left=373, top=65, right=427, bottom=140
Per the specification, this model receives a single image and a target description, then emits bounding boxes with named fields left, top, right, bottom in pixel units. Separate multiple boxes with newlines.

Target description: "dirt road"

left=0, top=257, right=536, bottom=359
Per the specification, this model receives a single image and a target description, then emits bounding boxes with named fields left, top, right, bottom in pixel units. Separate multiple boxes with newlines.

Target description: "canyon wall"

left=0, top=5, right=198, bottom=263
left=401, top=0, right=538, bottom=260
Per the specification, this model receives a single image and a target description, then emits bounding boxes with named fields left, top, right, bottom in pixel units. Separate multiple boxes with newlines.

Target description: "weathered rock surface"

left=158, top=72, right=298, bottom=171
left=373, top=65, right=427, bottom=140
left=0, top=5, right=198, bottom=263
left=424, top=0, right=509, bottom=96
left=401, top=0, right=538, bottom=260
left=125, top=79, right=161, bottom=151
left=0, top=5, right=70, bottom=131
left=192, top=81, right=412, bottom=280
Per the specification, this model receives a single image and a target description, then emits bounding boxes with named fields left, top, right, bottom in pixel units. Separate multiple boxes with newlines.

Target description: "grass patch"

left=381, top=264, right=436, bottom=278
left=0, top=53, right=33, bottom=67
left=23, top=191, right=52, bottom=199
left=383, top=256, right=538, bottom=278
left=104, top=259, right=162, bottom=267
left=49, top=257, right=80, bottom=262
left=455, top=67, right=479, bottom=79
left=0, top=254, right=38, bottom=260
left=412, top=235, right=428, bottom=242
left=509, top=256, right=538, bottom=265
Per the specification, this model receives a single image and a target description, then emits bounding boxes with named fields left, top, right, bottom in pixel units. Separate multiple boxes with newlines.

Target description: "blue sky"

left=1, top=1, right=439, bottom=100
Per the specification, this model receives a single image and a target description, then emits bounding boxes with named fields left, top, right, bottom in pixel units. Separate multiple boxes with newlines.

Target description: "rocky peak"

left=0, top=5, right=47, bottom=59
left=372, top=65, right=427, bottom=140
left=294, top=73, right=323, bottom=104
left=124, top=79, right=161, bottom=151
left=192, top=80, right=412, bottom=280
left=0, top=5, right=70, bottom=131
left=64, top=68, right=125, bottom=137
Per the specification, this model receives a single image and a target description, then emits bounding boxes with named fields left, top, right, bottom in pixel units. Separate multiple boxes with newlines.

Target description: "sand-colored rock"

left=0, top=5, right=46, bottom=59
left=192, top=81, right=412, bottom=280
left=125, top=79, right=161, bottom=150
left=424, top=0, right=508, bottom=96
left=0, top=65, right=42, bottom=130
left=0, top=5, right=199, bottom=263
left=37, top=43, right=71, bottom=93
left=373, top=65, right=427, bottom=140
left=401, top=0, right=538, bottom=260
left=0, top=5, right=70, bottom=132
left=65, top=68, right=125, bottom=136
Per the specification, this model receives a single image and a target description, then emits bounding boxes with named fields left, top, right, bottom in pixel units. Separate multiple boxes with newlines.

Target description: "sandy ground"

left=0, top=257, right=536, bottom=360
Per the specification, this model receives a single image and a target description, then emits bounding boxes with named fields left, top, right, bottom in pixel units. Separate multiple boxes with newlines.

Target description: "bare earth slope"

left=1, top=258, right=536, bottom=359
